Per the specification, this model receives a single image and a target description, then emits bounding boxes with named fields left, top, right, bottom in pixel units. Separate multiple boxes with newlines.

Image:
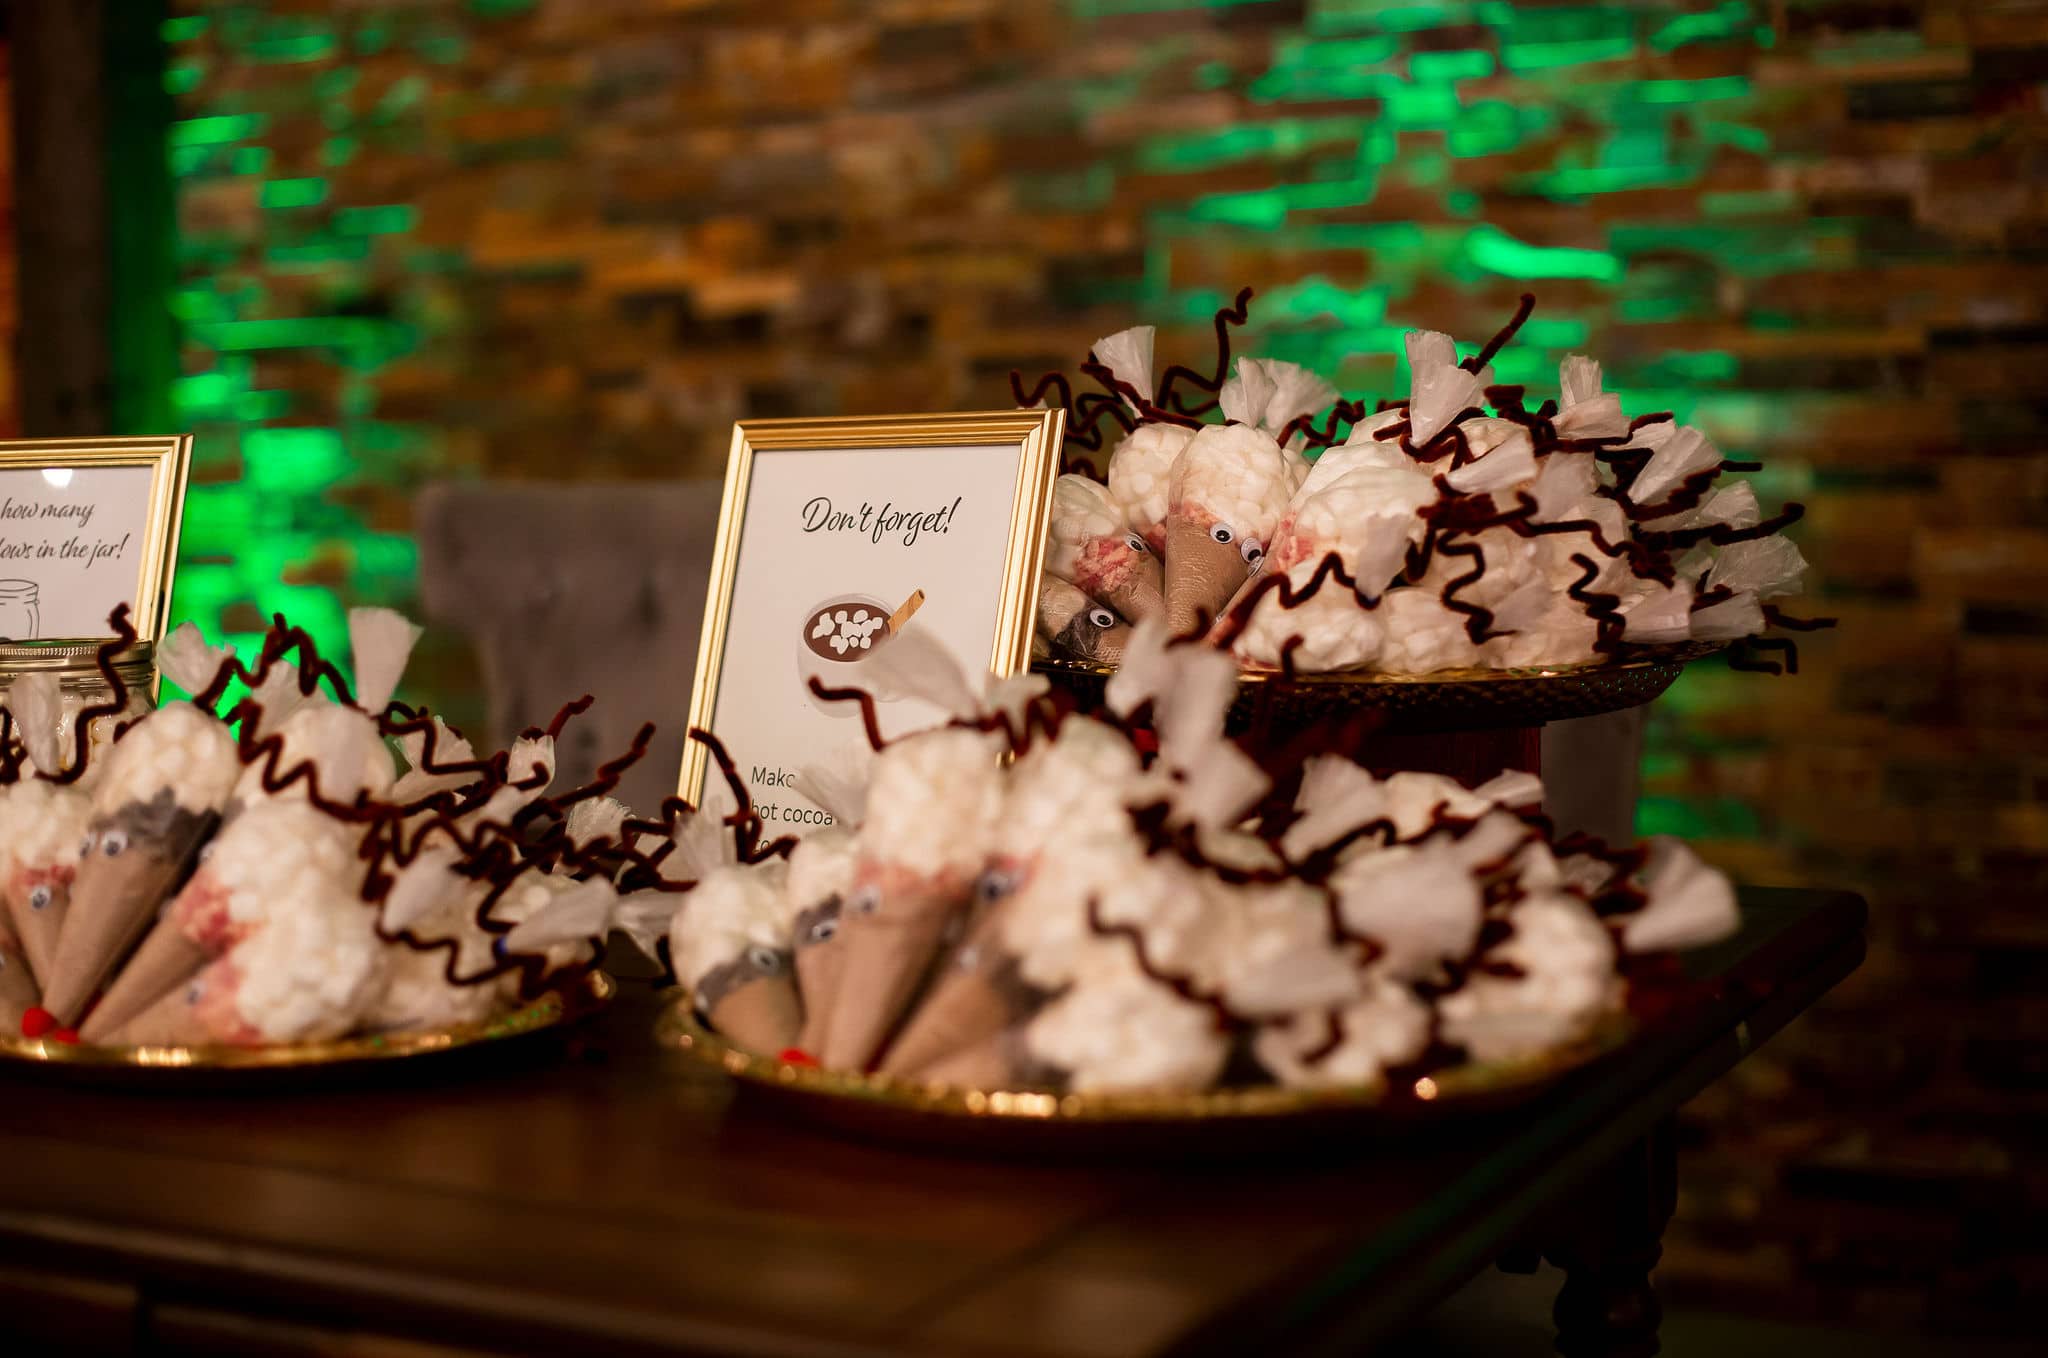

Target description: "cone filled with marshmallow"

left=670, top=859, right=801, bottom=1056
left=0, top=911, right=38, bottom=1030
left=39, top=703, right=240, bottom=1025
left=668, top=623, right=1751, bottom=1100
left=0, top=675, right=91, bottom=987
left=0, top=603, right=686, bottom=1050
left=1022, top=289, right=1824, bottom=680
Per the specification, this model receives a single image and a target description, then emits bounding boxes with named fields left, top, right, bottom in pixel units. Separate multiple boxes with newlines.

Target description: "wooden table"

left=0, top=887, right=1863, bottom=1358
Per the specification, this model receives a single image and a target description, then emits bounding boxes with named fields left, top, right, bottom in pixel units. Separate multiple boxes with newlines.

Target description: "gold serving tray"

left=1034, top=642, right=1724, bottom=734
left=656, top=991, right=1630, bottom=1155
left=0, top=971, right=615, bottom=1086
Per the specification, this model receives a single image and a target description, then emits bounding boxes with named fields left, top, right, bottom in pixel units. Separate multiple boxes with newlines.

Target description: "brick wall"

left=0, top=32, right=14, bottom=439
left=166, top=0, right=2047, bottom=1333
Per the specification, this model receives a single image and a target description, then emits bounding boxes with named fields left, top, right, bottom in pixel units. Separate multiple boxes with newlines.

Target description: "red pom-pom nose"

left=778, top=1048, right=819, bottom=1068
left=20, top=1007, right=56, bottom=1039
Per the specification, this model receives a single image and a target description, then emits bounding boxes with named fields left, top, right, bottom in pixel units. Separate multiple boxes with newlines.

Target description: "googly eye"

left=850, top=884, right=881, bottom=916
left=1087, top=607, right=1117, bottom=630
left=974, top=868, right=1018, bottom=906
left=807, top=916, right=839, bottom=944
left=28, top=885, right=52, bottom=911
left=1209, top=524, right=1235, bottom=546
left=184, top=980, right=205, bottom=1005
left=197, top=840, right=216, bottom=864
left=1125, top=533, right=1148, bottom=554
left=101, top=830, right=129, bottom=859
left=1240, top=537, right=1265, bottom=566
left=78, top=832, right=98, bottom=857
left=745, top=945, right=785, bottom=975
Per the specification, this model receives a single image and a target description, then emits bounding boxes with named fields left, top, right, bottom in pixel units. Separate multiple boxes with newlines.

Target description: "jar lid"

left=0, top=639, right=157, bottom=675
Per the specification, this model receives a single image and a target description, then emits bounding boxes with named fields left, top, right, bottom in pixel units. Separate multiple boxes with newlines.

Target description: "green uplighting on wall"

left=154, top=0, right=1816, bottom=842
left=153, top=4, right=435, bottom=684
left=258, top=176, right=329, bottom=208
left=170, top=112, right=266, bottom=146
left=1464, top=226, right=1623, bottom=282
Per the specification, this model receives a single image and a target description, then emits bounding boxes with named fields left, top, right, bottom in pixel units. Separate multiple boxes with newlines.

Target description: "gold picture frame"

left=0, top=435, right=193, bottom=643
left=679, top=409, right=1065, bottom=810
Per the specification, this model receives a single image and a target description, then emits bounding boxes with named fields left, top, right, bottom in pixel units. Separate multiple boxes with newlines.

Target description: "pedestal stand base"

left=1355, top=725, right=1542, bottom=784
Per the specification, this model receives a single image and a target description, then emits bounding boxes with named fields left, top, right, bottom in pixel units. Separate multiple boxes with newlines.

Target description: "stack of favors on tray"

left=0, top=606, right=683, bottom=1047
left=666, top=621, right=1742, bottom=1096
left=1028, top=292, right=1824, bottom=676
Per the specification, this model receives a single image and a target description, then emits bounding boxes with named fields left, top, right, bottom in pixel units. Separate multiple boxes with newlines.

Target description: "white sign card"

left=0, top=438, right=192, bottom=643
left=682, top=412, right=1064, bottom=834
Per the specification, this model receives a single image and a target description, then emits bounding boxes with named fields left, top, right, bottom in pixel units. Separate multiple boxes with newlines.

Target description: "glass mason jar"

left=0, top=581, right=39, bottom=642
left=0, top=640, right=158, bottom=773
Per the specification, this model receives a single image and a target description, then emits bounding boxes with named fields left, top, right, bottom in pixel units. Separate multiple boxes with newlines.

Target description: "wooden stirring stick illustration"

left=885, top=589, right=925, bottom=638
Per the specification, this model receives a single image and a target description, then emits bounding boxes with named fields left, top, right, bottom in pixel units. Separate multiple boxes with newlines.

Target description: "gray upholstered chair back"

left=414, top=480, right=725, bottom=815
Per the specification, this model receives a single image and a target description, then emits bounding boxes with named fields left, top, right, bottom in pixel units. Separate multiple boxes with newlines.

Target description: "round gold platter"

left=656, top=991, right=1630, bottom=1156
left=1033, top=642, right=1724, bottom=734
left=0, top=971, right=615, bottom=1088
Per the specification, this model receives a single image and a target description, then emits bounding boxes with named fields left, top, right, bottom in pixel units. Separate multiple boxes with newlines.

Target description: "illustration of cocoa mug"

left=797, top=589, right=926, bottom=716
left=0, top=581, right=40, bottom=642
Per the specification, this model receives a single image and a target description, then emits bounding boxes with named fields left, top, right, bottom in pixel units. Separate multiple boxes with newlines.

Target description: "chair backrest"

left=414, top=479, right=725, bottom=815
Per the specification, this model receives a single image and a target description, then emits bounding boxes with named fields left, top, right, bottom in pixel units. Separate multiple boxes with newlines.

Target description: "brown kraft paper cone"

left=42, top=807, right=215, bottom=1025
left=789, top=896, right=845, bottom=1054
left=706, top=974, right=803, bottom=1057
left=79, top=921, right=211, bottom=1043
left=915, top=1032, right=1026, bottom=1090
left=1206, top=574, right=1262, bottom=645
left=1101, top=573, right=1166, bottom=627
left=793, top=941, right=847, bottom=1055
left=0, top=928, right=39, bottom=1029
left=3, top=875, right=68, bottom=990
left=876, top=904, right=1027, bottom=1076
left=819, top=893, right=958, bottom=1074
left=105, top=978, right=215, bottom=1048
left=1164, top=516, right=1253, bottom=640
left=877, top=971, right=1013, bottom=1077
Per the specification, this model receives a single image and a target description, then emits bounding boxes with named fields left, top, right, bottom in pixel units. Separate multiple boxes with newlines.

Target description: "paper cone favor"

left=877, top=906, right=1043, bottom=1077
left=915, top=1032, right=1030, bottom=1090
left=102, top=951, right=255, bottom=1048
left=1163, top=515, right=1254, bottom=639
left=1045, top=473, right=1166, bottom=625
left=104, top=976, right=216, bottom=1047
left=0, top=916, right=39, bottom=1029
left=791, top=898, right=847, bottom=1055
left=41, top=795, right=221, bottom=1024
left=697, top=952, right=801, bottom=1056
left=708, top=975, right=802, bottom=1056
left=78, top=921, right=211, bottom=1043
left=818, top=875, right=964, bottom=1073
left=3, top=870, right=68, bottom=991
left=39, top=701, right=239, bottom=1026
left=0, top=778, right=93, bottom=992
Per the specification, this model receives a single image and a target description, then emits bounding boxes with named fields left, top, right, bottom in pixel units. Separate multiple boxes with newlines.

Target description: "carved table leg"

left=1545, top=1117, right=1677, bottom=1358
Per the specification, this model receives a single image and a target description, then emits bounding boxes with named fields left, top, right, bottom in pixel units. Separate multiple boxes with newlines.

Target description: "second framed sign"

left=680, top=410, right=1065, bottom=829
left=0, top=436, right=192, bottom=643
